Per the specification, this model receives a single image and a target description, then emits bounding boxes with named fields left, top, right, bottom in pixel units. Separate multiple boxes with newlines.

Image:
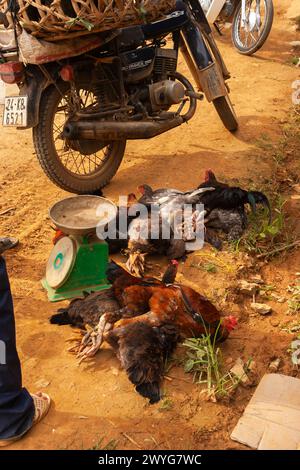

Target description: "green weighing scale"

left=42, top=195, right=117, bottom=302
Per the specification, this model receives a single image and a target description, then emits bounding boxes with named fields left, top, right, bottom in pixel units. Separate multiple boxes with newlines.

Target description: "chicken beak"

left=247, top=193, right=257, bottom=215
left=248, top=192, right=272, bottom=224
left=263, top=199, right=272, bottom=225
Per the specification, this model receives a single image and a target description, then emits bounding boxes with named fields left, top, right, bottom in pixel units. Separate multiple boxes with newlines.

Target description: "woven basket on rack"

left=0, top=1, right=176, bottom=41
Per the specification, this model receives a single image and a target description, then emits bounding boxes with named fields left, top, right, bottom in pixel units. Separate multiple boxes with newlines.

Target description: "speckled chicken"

left=205, top=207, right=247, bottom=243
left=126, top=184, right=213, bottom=275
left=126, top=210, right=186, bottom=276
left=138, top=184, right=214, bottom=207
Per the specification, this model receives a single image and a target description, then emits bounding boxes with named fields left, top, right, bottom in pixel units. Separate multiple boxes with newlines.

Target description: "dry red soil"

left=0, top=0, right=299, bottom=450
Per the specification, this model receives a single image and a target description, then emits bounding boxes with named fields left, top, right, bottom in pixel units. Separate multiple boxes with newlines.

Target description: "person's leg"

left=0, top=255, right=35, bottom=440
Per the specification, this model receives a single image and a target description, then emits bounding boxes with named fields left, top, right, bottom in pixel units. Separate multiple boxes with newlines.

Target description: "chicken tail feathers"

left=135, top=382, right=161, bottom=404
left=126, top=362, right=162, bottom=404
left=49, top=309, right=71, bottom=325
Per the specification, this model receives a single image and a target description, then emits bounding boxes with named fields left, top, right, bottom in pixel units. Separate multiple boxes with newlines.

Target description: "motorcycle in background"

left=0, top=0, right=238, bottom=194
left=200, top=0, right=274, bottom=55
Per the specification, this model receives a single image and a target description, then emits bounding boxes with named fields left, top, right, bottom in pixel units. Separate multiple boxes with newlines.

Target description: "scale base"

left=43, top=236, right=111, bottom=303
left=42, top=278, right=111, bottom=302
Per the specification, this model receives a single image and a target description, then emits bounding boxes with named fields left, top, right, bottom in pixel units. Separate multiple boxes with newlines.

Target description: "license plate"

left=3, top=96, right=28, bottom=127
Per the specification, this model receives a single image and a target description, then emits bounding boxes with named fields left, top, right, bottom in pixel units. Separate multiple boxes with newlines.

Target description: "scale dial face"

left=46, top=237, right=76, bottom=289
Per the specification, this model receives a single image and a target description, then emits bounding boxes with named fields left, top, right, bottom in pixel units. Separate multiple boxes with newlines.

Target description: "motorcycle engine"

left=148, top=80, right=185, bottom=111
left=122, top=47, right=185, bottom=113
left=149, top=48, right=185, bottom=111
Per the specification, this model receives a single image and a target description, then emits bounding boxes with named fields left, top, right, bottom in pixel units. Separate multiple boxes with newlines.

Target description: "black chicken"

left=198, top=169, right=272, bottom=223
left=50, top=289, right=120, bottom=328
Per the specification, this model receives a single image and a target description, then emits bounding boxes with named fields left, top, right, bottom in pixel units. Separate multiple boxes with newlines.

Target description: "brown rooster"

left=50, top=262, right=181, bottom=403
left=103, top=262, right=236, bottom=403
left=106, top=262, right=236, bottom=341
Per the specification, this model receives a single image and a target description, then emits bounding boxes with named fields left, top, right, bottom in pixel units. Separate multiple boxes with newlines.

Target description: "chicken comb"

left=222, top=315, right=238, bottom=332
left=204, top=168, right=215, bottom=183
left=171, top=259, right=179, bottom=266
left=137, top=185, right=146, bottom=195
left=137, top=184, right=152, bottom=195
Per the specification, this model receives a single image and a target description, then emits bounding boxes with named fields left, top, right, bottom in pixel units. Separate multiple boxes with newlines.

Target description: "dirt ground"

left=0, top=0, right=300, bottom=450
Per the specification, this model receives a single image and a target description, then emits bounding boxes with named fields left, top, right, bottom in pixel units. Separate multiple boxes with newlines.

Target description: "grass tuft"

left=159, top=397, right=174, bottom=411
left=183, top=325, right=251, bottom=401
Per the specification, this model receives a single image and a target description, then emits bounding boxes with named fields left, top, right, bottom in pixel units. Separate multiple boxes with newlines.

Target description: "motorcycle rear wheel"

left=33, top=84, right=126, bottom=194
left=231, top=0, right=274, bottom=55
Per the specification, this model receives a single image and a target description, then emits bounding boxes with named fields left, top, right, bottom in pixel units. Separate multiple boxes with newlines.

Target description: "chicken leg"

left=76, top=311, right=121, bottom=362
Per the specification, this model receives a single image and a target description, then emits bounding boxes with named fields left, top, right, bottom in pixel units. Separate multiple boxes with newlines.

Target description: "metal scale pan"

left=44, top=195, right=117, bottom=301
left=49, top=195, right=117, bottom=236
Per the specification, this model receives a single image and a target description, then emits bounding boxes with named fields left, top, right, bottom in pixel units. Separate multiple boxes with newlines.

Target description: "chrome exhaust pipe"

left=63, top=116, right=184, bottom=141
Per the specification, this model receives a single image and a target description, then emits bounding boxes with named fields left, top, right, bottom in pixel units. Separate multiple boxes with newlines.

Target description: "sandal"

left=0, top=392, right=51, bottom=447
left=31, top=392, right=51, bottom=425
left=0, top=237, right=19, bottom=255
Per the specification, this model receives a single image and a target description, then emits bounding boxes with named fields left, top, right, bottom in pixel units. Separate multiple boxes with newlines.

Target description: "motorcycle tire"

left=33, top=84, right=126, bottom=194
left=213, top=95, right=238, bottom=132
left=231, top=0, right=274, bottom=56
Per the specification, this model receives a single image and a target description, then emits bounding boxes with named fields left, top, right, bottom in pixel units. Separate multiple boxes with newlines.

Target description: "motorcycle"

left=0, top=0, right=238, bottom=194
left=200, top=0, right=274, bottom=55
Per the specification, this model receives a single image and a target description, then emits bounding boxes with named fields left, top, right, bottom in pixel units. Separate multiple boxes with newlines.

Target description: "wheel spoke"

left=236, top=0, right=267, bottom=50
left=250, top=31, right=258, bottom=44
left=51, top=87, right=113, bottom=177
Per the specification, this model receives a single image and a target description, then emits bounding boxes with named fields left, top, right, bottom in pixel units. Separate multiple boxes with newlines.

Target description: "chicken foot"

left=126, top=251, right=148, bottom=277
left=76, top=314, right=114, bottom=363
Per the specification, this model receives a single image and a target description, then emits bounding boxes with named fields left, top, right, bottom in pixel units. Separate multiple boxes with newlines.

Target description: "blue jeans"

left=0, top=256, right=34, bottom=440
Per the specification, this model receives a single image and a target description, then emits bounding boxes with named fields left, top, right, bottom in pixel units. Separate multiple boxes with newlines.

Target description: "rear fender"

left=19, top=61, right=92, bottom=128
left=19, top=65, right=51, bottom=129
